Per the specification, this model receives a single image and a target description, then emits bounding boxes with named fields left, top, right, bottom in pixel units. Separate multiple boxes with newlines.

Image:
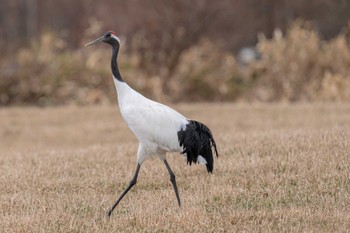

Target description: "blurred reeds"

left=0, top=21, right=349, bottom=106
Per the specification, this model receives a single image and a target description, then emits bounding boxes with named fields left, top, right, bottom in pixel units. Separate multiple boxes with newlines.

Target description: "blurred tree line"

left=1, top=0, right=349, bottom=52
left=0, top=0, right=349, bottom=105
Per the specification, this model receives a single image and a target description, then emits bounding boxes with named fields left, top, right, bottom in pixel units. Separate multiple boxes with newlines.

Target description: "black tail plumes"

left=177, top=120, right=218, bottom=173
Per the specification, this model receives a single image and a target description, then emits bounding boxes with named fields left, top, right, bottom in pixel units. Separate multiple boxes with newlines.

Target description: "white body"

left=113, top=78, right=189, bottom=163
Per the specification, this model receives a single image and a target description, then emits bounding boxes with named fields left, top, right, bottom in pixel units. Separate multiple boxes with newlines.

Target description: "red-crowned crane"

left=85, top=31, right=218, bottom=217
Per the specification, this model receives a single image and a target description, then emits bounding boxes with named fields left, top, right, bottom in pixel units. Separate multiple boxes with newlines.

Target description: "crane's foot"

left=106, top=163, right=141, bottom=218
left=107, top=209, right=113, bottom=217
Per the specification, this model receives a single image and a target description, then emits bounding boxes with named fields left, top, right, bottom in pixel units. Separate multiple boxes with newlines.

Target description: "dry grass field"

left=1, top=103, right=350, bottom=232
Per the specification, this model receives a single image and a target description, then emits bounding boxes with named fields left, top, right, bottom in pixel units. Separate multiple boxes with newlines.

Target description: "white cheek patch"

left=111, top=34, right=121, bottom=44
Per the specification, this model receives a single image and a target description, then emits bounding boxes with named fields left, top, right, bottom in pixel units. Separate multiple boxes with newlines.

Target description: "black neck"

left=111, top=45, right=124, bottom=82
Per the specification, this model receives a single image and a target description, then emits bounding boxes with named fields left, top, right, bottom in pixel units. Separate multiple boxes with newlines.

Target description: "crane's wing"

left=120, top=99, right=188, bottom=152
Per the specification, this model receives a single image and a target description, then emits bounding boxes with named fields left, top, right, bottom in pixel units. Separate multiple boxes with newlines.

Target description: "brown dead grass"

left=1, top=103, right=350, bottom=232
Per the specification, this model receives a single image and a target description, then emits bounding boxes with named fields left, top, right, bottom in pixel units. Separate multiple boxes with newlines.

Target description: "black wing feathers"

left=177, top=120, right=218, bottom=173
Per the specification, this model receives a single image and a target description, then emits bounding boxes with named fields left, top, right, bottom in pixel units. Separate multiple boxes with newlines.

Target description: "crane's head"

left=85, top=31, right=120, bottom=47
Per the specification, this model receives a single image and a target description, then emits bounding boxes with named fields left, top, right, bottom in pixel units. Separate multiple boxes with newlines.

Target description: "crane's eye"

left=105, top=33, right=111, bottom=38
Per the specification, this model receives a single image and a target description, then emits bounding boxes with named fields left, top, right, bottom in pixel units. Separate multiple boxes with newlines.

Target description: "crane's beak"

left=85, top=36, right=104, bottom=47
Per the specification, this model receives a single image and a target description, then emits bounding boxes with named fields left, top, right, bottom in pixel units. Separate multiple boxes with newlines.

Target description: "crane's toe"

left=107, top=209, right=113, bottom=217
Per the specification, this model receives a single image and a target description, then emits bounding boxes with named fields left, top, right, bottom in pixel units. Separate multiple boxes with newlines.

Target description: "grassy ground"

left=1, top=103, right=350, bottom=232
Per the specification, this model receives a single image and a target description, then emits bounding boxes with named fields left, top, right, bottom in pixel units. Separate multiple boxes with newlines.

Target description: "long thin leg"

left=107, top=163, right=141, bottom=217
left=163, top=160, right=181, bottom=207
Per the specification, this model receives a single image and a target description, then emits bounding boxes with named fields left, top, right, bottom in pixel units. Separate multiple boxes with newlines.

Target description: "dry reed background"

left=1, top=103, right=350, bottom=232
left=1, top=21, right=350, bottom=105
